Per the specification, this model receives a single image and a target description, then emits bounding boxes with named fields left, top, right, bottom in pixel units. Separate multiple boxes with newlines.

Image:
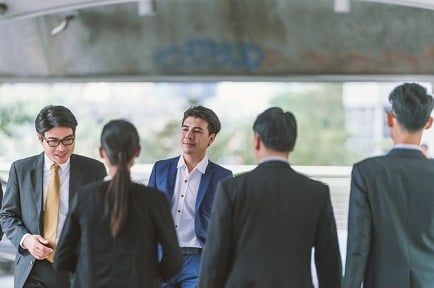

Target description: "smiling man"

left=148, top=105, right=233, bottom=288
left=0, top=105, right=107, bottom=288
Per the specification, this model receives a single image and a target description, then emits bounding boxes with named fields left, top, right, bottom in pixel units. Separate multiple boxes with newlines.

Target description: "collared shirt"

left=171, top=155, right=208, bottom=248
left=43, top=154, right=71, bottom=244
left=392, top=143, right=423, bottom=152
left=20, top=155, right=71, bottom=248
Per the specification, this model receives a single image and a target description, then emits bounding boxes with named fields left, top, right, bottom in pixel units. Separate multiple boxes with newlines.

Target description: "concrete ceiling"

left=1, top=0, right=434, bottom=81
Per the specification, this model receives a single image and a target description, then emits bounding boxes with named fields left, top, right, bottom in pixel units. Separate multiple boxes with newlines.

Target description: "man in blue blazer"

left=344, top=83, right=434, bottom=288
left=148, top=106, right=232, bottom=288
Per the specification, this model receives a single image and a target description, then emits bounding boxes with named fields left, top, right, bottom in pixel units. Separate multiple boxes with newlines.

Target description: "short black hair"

left=389, top=83, right=434, bottom=132
left=182, top=105, right=221, bottom=135
left=253, top=107, right=297, bottom=152
left=35, top=105, right=78, bottom=136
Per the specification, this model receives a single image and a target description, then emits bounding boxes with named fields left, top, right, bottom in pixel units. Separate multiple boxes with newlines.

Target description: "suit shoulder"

left=12, top=154, right=41, bottom=167
left=353, top=155, right=386, bottom=170
left=299, top=173, right=329, bottom=191
left=153, top=156, right=179, bottom=168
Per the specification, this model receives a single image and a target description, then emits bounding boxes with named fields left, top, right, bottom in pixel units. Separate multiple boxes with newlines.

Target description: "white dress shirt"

left=171, top=155, right=208, bottom=248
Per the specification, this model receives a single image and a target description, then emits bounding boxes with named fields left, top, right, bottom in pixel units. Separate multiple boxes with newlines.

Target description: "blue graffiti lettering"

left=153, top=39, right=264, bottom=72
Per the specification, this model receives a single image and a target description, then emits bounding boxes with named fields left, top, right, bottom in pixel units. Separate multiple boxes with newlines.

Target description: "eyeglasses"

left=41, top=135, right=75, bottom=147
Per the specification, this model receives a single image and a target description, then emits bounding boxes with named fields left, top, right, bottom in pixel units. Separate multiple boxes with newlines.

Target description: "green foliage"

left=0, top=82, right=364, bottom=166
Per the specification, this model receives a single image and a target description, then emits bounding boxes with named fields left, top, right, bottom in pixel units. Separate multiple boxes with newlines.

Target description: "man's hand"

left=22, top=234, right=53, bottom=260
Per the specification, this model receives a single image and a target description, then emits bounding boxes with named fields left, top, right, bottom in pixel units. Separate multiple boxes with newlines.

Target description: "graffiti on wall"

left=153, top=38, right=434, bottom=74
left=153, top=39, right=264, bottom=72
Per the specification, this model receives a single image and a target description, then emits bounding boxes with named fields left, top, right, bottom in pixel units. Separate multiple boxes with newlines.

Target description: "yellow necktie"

left=43, top=163, right=60, bottom=263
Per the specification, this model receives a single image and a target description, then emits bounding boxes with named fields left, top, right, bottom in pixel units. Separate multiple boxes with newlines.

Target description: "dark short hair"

left=35, top=105, right=78, bottom=136
left=253, top=107, right=297, bottom=152
left=389, top=83, right=434, bottom=132
left=182, top=105, right=221, bottom=135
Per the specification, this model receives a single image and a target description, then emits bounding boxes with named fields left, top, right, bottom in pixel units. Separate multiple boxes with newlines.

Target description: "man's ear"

left=37, top=133, right=43, bottom=143
left=253, top=134, right=261, bottom=150
left=135, top=146, right=141, bottom=158
left=425, top=117, right=433, bottom=129
left=207, top=134, right=216, bottom=147
left=99, top=147, right=105, bottom=159
left=387, top=112, right=394, bottom=128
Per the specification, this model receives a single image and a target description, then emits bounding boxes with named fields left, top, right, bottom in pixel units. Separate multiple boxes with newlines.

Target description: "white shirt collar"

left=177, top=154, right=209, bottom=174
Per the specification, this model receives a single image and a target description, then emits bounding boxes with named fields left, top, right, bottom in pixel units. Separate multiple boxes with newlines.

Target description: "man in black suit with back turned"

left=344, top=83, right=434, bottom=288
left=199, top=107, right=342, bottom=287
left=0, top=105, right=107, bottom=288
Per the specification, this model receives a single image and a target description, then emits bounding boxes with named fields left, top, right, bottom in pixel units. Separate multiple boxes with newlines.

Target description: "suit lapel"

left=69, top=155, right=84, bottom=202
left=195, top=163, right=213, bottom=213
left=166, top=158, right=178, bottom=201
left=31, top=153, right=45, bottom=220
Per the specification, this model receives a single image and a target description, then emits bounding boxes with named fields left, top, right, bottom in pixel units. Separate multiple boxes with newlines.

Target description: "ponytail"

left=100, top=119, right=139, bottom=238
left=105, top=152, right=131, bottom=236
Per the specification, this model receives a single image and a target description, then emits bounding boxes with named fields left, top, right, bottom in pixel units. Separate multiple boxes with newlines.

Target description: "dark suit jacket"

left=0, top=152, right=107, bottom=288
left=148, top=156, right=232, bottom=246
left=199, top=160, right=342, bottom=288
left=54, top=181, right=183, bottom=288
left=344, top=148, right=434, bottom=288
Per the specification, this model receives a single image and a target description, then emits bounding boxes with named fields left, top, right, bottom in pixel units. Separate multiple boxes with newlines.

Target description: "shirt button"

left=181, top=195, right=184, bottom=197
left=178, top=210, right=181, bottom=213
left=175, top=225, right=178, bottom=228
left=184, top=180, right=187, bottom=183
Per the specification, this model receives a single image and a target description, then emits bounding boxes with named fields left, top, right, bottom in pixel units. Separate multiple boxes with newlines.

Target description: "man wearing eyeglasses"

left=0, top=105, right=107, bottom=288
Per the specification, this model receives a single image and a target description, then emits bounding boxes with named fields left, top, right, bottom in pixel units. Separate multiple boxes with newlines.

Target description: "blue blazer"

left=148, top=156, right=232, bottom=246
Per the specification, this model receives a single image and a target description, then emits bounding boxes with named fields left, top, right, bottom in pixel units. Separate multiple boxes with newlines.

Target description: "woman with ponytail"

left=54, top=119, right=183, bottom=288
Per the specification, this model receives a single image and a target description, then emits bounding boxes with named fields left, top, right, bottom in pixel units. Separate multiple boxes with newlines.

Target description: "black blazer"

left=199, top=160, right=342, bottom=288
left=54, top=181, right=183, bottom=288
left=344, top=148, right=434, bottom=288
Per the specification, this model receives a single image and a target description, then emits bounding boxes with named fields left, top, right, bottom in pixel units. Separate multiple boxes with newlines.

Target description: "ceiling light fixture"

left=50, top=14, right=75, bottom=36
left=138, top=0, right=156, bottom=16
left=334, top=0, right=351, bottom=12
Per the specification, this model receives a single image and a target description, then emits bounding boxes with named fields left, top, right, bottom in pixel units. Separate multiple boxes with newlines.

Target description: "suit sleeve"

left=0, top=162, right=31, bottom=250
left=198, top=180, right=234, bottom=288
left=343, top=165, right=372, bottom=288
left=154, top=191, right=183, bottom=280
left=54, top=191, right=81, bottom=272
left=148, top=163, right=157, bottom=188
left=314, top=185, right=343, bottom=287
